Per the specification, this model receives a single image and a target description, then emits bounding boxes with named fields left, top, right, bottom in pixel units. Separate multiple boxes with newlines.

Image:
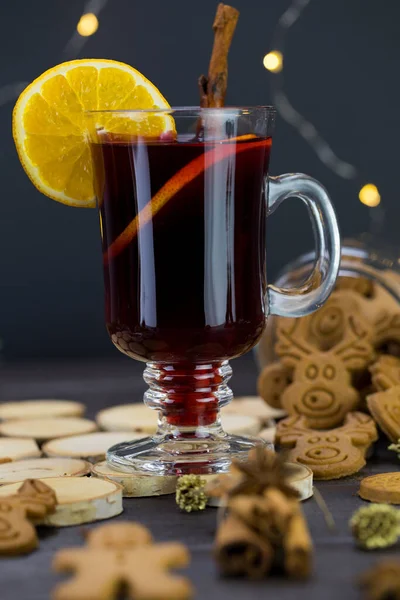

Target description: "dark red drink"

left=92, top=135, right=271, bottom=360
left=91, top=134, right=271, bottom=427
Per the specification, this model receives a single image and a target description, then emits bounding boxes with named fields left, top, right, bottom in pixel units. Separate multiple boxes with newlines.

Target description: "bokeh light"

left=359, top=184, right=381, bottom=207
left=77, top=13, right=99, bottom=37
left=263, top=51, right=283, bottom=73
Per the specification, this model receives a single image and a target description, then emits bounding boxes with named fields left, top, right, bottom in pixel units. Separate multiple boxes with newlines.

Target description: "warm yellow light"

left=77, top=13, right=99, bottom=37
left=263, top=51, right=283, bottom=73
left=359, top=184, right=381, bottom=207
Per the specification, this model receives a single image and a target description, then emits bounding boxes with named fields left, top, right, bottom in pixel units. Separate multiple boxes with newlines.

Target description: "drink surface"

left=91, top=134, right=272, bottom=363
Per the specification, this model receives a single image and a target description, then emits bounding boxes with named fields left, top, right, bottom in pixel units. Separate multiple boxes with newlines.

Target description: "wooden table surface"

left=0, top=354, right=398, bottom=600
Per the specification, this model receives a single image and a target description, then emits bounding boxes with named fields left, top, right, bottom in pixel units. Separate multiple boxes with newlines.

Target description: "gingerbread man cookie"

left=0, top=478, right=56, bottom=556
left=367, top=385, right=400, bottom=442
left=53, top=522, right=193, bottom=600
left=275, top=412, right=377, bottom=480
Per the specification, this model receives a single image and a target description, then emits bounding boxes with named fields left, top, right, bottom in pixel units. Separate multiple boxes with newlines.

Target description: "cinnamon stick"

left=283, top=507, right=313, bottom=578
left=200, top=3, right=239, bottom=108
left=214, top=514, right=273, bottom=579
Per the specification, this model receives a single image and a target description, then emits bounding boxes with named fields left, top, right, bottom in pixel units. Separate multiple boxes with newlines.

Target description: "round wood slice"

left=205, top=462, right=313, bottom=506
left=221, top=414, right=261, bottom=436
left=0, top=418, right=97, bottom=442
left=43, top=431, right=145, bottom=463
left=0, top=477, right=123, bottom=526
left=223, top=396, right=287, bottom=423
left=97, top=404, right=158, bottom=433
left=0, top=438, right=41, bottom=461
left=0, top=457, right=90, bottom=484
left=284, top=463, right=313, bottom=501
left=0, top=400, right=85, bottom=421
left=92, top=461, right=177, bottom=497
left=257, top=425, right=277, bottom=444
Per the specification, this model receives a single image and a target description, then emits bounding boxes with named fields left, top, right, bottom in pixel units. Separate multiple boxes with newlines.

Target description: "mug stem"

left=144, top=361, right=233, bottom=428
left=106, top=361, right=265, bottom=475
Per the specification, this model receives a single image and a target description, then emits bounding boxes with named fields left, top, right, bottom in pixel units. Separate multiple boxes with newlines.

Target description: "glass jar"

left=255, top=234, right=400, bottom=370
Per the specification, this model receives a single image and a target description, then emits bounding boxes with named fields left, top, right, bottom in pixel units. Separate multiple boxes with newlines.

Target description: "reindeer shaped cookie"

left=275, top=314, right=375, bottom=429
left=275, top=412, right=378, bottom=479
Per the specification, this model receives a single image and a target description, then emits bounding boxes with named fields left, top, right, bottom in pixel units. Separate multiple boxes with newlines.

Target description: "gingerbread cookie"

left=276, top=311, right=374, bottom=372
left=336, top=279, right=399, bottom=331
left=275, top=314, right=375, bottom=428
left=336, top=276, right=374, bottom=298
left=369, top=355, right=400, bottom=391
left=366, top=386, right=400, bottom=442
left=276, top=293, right=374, bottom=355
left=0, top=479, right=56, bottom=555
left=280, top=353, right=360, bottom=429
left=53, top=522, right=193, bottom=600
left=257, top=363, right=292, bottom=409
left=359, top=473, right=400, bottom=504
left=275, top=412, right=377, bottom=480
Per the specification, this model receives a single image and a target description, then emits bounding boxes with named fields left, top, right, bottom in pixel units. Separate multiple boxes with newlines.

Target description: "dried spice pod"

left=176, top=475, right=207, bottom=513
left=350, top=504, right=400, bottom=549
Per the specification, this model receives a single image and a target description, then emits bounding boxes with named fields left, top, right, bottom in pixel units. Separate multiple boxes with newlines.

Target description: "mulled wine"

left=92, top=135, right=272, bottom=364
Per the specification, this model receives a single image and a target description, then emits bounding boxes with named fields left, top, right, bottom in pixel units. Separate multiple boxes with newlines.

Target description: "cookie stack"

left=258, top=276, right=400, bottom=480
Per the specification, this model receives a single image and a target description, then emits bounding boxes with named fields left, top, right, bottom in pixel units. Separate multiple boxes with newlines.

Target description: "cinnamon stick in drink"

left=199, top=3, right=239, bottom=108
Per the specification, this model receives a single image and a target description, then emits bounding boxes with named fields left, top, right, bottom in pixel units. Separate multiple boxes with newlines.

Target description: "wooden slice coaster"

left=0, top=457, right=90, bottom=484
left=257, top=425, right=277, bottom=444
left=205, top=461, right=313, bottom=506
left=283, top=463, right=313, bottom=501
left=0, top=399, right=85, bottom=421
left=223, top=396, right=287, bottom=423
left=0, top=438, right=41, bottom=461
left=0, top=477, right=123, bottom=526
left=0, top=418, right=97, bottom=442
left=221, top=413, right=261, bottom=436
left=43, top=431, right=145, bottom=463
left=359, top=472, right=400, bottom=504
left=97, top=404, right=158, bottom=432
left=92, top=461, right=177, bottom=497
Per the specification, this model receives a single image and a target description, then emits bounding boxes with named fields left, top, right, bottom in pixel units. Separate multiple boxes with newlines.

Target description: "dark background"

left=0, top=0, right=397, bottom=360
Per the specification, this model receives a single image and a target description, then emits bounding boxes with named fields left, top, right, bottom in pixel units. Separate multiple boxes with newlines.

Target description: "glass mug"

left=87, top=106, right=341, bottom=475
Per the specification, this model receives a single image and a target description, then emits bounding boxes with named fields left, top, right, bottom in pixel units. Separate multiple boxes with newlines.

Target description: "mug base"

left=106, top=433, right=271, bottom=476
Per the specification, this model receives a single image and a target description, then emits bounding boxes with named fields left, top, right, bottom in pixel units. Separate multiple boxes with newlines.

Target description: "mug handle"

left=267, top=173, right=341, bottom=318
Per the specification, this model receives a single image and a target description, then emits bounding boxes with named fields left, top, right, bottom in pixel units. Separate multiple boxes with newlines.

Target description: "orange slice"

left=12, top=59, right=172, bottom=208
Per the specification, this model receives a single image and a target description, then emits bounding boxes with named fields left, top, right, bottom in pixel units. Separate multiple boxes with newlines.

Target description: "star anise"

left=229, top=445, right=299, bottom=499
